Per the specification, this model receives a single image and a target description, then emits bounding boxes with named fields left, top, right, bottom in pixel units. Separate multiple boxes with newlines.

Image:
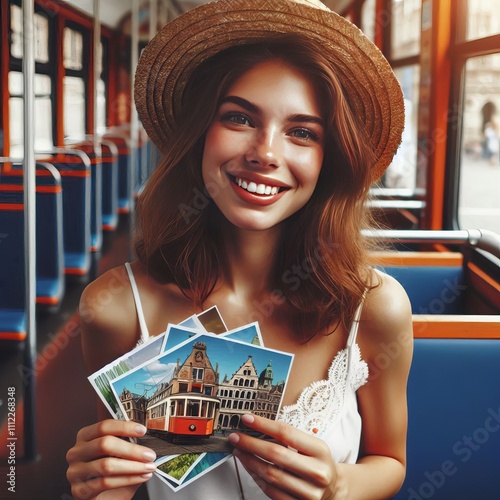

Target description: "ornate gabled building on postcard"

left=119, top=388, right=147, bottom=424
left=217, top=355, right=284, bottom=431
left=146, top=341, right=220, bottom=414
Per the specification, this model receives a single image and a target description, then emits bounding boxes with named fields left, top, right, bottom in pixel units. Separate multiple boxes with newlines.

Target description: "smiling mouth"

left=230, top=175, right=288, bottom=196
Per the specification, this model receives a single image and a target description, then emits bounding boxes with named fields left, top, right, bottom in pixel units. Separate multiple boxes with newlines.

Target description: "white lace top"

left=125, top=263, right=369, bottom=498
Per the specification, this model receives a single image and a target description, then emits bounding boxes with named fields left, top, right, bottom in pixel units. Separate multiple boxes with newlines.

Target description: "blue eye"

left=290, top=128, right=318, bottom=141
left=221, top=112, right=253, bottom=126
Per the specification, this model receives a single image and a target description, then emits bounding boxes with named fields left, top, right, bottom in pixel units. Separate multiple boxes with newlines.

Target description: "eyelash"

left=289, top=128, right=319, bottom=142
left=220, top=112, right=320, bottom=142
left=220, top=112, right=253, bottom=127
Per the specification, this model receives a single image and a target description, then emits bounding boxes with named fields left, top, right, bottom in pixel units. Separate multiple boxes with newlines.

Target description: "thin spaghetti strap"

left=347, top=291, right=366, bottom=347
left=124, top=262, right=150, bottom=342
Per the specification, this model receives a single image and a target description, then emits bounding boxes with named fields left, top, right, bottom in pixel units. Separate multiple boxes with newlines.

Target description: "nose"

left=245, top=128, right=282, bottom=168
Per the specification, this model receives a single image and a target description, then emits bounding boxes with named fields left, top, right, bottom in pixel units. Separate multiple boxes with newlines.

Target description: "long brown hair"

left=135, top=33, right=380, bottom=339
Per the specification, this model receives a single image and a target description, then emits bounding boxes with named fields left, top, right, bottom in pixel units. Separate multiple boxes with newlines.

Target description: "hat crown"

left=290, top=0, right=330, bottom=11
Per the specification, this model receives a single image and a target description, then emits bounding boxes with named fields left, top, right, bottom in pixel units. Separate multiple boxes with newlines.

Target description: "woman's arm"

left=228, top=272, right=413, bottom=500
left=67, top=268, right=158, bottom=500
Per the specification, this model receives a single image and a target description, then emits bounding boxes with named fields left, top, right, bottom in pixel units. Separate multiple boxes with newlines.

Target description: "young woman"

left=67, top=1, right=413, bottom=499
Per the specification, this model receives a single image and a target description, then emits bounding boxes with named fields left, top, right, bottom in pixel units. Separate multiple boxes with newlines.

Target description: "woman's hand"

left=229, top=414, right=339, bottom=500
left=66, top=419, right=157, bottom=500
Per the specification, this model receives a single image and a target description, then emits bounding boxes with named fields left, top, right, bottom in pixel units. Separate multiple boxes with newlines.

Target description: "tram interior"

left=1, top=0, right=500, bottom=499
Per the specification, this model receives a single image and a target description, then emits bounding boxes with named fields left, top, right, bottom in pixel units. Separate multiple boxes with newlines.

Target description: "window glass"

left=10, top=5, right=50, bottom=63
left=64, top=76, right=86, bottom=140
left=97, top=79, right=107, bottom=135
left=466, top=0, right=500, bottom=41
left=64, top=27, right=83, bottom=71
left=459, top=54, right=500, bottom=233
left=391, top=0, right=421, bottom=59
left=361, top=0, right=376, bottom=42
left=383, top=65, right=420, bottom=189
left=8, top=72, right=53, bottom=157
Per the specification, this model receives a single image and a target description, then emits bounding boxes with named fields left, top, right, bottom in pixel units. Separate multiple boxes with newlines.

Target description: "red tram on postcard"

left=146, top=393, right=221, bottom=439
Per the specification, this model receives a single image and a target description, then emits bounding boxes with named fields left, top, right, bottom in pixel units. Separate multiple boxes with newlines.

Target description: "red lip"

left=229, top=176, right=288, bottom=206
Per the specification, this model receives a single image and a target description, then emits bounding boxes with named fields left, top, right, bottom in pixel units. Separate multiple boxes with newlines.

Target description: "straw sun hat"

left=134, top=0, right=404, bottom=181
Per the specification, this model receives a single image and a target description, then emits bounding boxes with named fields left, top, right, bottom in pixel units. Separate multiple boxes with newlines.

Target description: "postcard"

left=163, top=321, right=262, bottom=353
left=89, top=312, right=213, bottom=418
left=88, top=333, right=166, bottom=418
left=196, top=305, right=228, bottom=334
left=109, top=332, right=294, bottom=489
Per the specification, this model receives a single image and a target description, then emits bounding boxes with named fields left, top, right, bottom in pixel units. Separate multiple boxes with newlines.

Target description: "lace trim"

left=277, top=344, right=368, bottom=439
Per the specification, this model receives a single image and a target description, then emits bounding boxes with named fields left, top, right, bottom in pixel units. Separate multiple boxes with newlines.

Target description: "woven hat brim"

left=134, top=0, right=404, bottom=181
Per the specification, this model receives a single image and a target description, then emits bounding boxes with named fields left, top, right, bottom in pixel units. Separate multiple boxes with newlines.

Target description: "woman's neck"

left=219, top=225, right=281, bottom=300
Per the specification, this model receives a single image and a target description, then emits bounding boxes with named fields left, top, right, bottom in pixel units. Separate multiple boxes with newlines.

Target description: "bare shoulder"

left=360, top=269, right=413, bottom=353
left=78, top=264, right=139, bottom=372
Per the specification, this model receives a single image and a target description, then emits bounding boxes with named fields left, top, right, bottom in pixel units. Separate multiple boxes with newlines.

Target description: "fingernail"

left=145, top=462, right=157, bottom=471
left=228, top=433, right=239, bottom=445
left=141, top=472, right=153, bottom=479
left=143, top=451, right=156, bottom=461
left=135, top=424, right=147, bottom=435
left=241, top=414, right=255, bottom=425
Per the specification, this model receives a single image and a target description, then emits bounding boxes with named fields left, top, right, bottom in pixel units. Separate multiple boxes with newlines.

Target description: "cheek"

left=294, top=150, right=324, bottom=188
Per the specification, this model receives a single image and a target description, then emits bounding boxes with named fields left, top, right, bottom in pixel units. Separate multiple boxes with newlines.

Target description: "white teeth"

left=234, top=176, right=282, bottom=196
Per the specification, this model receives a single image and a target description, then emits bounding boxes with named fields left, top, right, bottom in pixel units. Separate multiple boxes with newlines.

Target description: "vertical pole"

left=22, top=0, right=37, bottom=461
left=93, top=0, right=101, bottom=151
left=150, top=0, right=158, bottom=41
left=130, top=0, right=139, bottom=209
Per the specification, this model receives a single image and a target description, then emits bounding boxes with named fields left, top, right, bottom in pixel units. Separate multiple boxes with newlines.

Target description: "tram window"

left=187, top=400, right=200, bottom=417
left=63, top=27, right=83, bottom=71
left=361, top=0, right=376, bottom=42
left=97, top=41, right=108, bottom=134
left=63, top=26, right=87, bottom=141
left=466, top=0, right=500, bottom=41
left=10, top=5, right=49, bottom=63
left=8, top=72, right=53, bottom=157
left=390, top=0, right=421, bottom=59
left=64, top=76, right=86, bottom=141
left=383, top=65, right=420, bottom=189
left=201, top=402, right=208, bottom=417
left=458, top=53, right=500, bottom=234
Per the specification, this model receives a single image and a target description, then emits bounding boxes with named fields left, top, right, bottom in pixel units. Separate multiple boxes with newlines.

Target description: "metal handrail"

left=367, top=200, right=426, bottom=210
left=363, top=229, right=500, bottom=260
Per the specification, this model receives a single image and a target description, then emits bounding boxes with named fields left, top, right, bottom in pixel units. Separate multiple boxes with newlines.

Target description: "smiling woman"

left=201, top=59, right=324, bottom=229
left=66, top=1, right=412, bottom=499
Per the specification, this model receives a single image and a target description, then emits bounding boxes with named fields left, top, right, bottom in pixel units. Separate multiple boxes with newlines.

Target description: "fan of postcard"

left=88, top=306, right=294, bottom=492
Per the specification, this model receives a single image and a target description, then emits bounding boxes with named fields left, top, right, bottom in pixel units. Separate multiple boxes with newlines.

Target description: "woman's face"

left=202, top=59, right=325, bottom=232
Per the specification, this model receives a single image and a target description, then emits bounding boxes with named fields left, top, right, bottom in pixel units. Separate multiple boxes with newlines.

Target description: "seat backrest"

left=48, top=153, right=91, bottom=275
left=1, top=163, right=64, bottom=282
left=103, top=135, right=131, bottom=213
left=379, top=265, right=467, bottom=314
left=395, top=338, right=500, bottom=499
left=0, top=189, right=25, bottom=312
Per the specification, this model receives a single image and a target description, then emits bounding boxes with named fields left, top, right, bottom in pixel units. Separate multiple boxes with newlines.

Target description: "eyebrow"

left=220, top=95, right=324, bottom=127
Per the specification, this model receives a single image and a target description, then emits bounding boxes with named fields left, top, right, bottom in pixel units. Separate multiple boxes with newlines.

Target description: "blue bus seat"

left=47, top=152, right=91, bottom=277
left=68, top=142, right=103, bottom=253
left=379, top=265, right=467, bottom=314
left=103, top=134, right=131, bottom=213
left=0, top=187, right=26, bottom=342
left=0, top=163, right=65, bottom=310
left=395, top=338, right=500, bottom=499
left=101, top=140, right=119, bottom=231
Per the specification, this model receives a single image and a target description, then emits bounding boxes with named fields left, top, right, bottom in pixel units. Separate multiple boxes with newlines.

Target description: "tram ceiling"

left=61, top=0, right=344, bottom=29
left=61, top=0, right=213, bottom=28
